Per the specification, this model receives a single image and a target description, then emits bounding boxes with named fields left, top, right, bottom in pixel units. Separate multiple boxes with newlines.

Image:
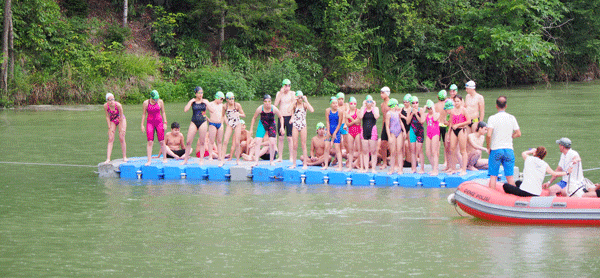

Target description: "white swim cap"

left=105, top=93, right=114, bottom=101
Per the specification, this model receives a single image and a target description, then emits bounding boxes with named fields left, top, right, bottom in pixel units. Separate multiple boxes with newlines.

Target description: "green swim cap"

left=349, top=96, right=357, bottom=104
left=330, top=96, right=338, bottom=104
left=151, top=90, right=159, bottom=100
left=403, top=94, right=412, bottom=102
left=336, top=92, right=345, bottom=99
left=316, top=122, right=325, bottom=130
left=444, top=99, right=454, bottom=110
left=411, top=96, right=419, bottom=103
left=226, top=92, right=234, bottom=99
left=388, top=98, right=398, bottom=108
left=449, top=84, right=458, bottom=91
left=282, top=79, right=291, bottom=86
left=438, top=90, right=447, bottom=101
left=425, top=99, right=434, bottom=109
left=296, top=91, right=304, bottom=98
left=365, top=95, right=374, bottom=101
left=215, top=91, right=225, bottom=100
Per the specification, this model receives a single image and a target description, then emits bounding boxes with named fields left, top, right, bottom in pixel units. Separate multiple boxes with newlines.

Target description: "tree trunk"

left=9, top=13, right=14, bottom=79
left=1, top=0, right=11, bottom=92
left=218, top=10, right=224, bottom=63
left=123, top=0, right=128, bottom=27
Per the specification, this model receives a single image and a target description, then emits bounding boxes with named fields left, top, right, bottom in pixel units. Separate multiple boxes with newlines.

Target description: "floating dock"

left=98, top=157, right=519, bottom=187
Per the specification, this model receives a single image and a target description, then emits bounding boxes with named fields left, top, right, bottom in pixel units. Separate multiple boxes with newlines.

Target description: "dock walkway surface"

left=98, top=157, right=518, bottom=188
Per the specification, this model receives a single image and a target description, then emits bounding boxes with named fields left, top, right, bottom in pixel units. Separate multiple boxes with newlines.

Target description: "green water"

left=2, top=82, right=600, bottom=277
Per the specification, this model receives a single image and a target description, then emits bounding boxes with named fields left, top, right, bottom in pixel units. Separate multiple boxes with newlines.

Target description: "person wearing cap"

left=103, top=93, right=127, bottom=164
left=360, top=95, right=380, bottom=173
left=181, top=86, right=210, bottom=165
left=486, top=96, right=521, bottom=190
left=447, top=94, right=471, bottom=175
left=544, top=137, right=584, bottom=196
left=274, top=78, right=295, bottom=163
left=464, top=80, right=485, bottom=133
left=435, top=90, right=450, bottom=168
left=220, top=92, right=246, bottom=166
left=141, top=89, right=169, bottom=166
left=345, top=96, right=362, bottom=171
left=407, top=96, right=426, bottom=174
left=287, top=91, right=314, bottom=169
left=385, top=98, right=405, bottom=175
left=448, top=84, right=458, bottom=99
left=237, top=119, right=252, bottom=157
left=504, top=147, right=570, bottom=197
left=203, top=91, right=226, bottom=164
left=302, top=122, right=332, bottom=167
left=424, top=99, right=441, bottom=175
left=326, top=96, right=345, bottom=171
left=336, top=92, right=350, bottom=160
left=466, top=121, right=489, bottom=171
left=379, top=86, right=392, bottom=170
left=399, top=94, right=413, bottom=167
left=249, top=94, right=285, bottom=166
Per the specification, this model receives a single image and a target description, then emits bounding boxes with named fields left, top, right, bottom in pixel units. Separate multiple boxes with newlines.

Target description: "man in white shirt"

left=544, top=138, right=583, bottom=196
left=486, top=96, right=521, bottom=189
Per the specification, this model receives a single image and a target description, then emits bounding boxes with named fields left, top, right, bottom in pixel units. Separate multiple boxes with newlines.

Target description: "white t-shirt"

left=487, top=111, right=520, bottom=150
left=559, top=149, right=583, bottom=183
left=520, top=156, right=549, bottom=196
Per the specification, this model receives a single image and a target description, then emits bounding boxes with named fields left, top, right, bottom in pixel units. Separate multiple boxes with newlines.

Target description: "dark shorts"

left=440, top=126, right=447, bottom=142
left=596, top=189, right=600, bottom=198
left=260, top=151, right=278, bottom=160
left=503, top=181, right=537, bottom=197
left=278, top=116, right=293, bottom=137
left=167, top=149, right=186, bottom=159
left=380, top=123, right=388, bottom=141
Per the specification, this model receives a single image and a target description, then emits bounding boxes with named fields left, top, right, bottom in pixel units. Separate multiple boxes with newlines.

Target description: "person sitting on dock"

left=466, top=121, right=489, bottom=171
left=156, top=122, right=187, bottom=159
left=241, top=135, right=279, bottom=161
left=301, top=122, right=331, bottom=167
left=503, top=147, right=569, bottom=197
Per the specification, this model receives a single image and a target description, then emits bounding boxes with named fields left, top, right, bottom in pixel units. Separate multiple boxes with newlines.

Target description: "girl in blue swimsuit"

left=326, top=96, right=345, bottom=171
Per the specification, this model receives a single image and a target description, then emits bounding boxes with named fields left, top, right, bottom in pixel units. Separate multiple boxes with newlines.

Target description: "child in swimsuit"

left=345, top=97, right=362, bottom=171
left=326, top=96, right=344, bottom=171
left=220, top=92, right=246, bottom=166
left=141, top=90, right=168, bottom=166
left=103, top=93, right=127, bottom=164
left=249, top=94, right=285, bottom=166
left=360, top=95, right=380, bottom=173
left=447, top=94, right=471, bottom=175
left=288, top=91, right=314, bottom=169
left=424, top=99, right=441, bottom=175
left=408, top=96, right=425, bottom=174
left=385, top=98, right=404, bottom=175
left=182, top=86, right=210, bottom=165
left=207, top=91, right=225, bottom=162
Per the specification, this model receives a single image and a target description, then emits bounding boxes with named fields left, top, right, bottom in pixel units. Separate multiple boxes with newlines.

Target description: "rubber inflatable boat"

left=449, top=179, right=600, bottom=225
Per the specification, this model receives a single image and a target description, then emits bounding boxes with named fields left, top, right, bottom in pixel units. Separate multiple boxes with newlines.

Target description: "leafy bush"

left=104, top=25, right=131, bottom=45
left=62, top=0, right=88, bottom=17
left=180, top=66, right=255, bottom=100
left=176, top=37, right=212, bottom=69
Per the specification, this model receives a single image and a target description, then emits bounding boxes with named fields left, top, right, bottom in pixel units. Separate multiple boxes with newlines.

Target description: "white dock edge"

left=230, top=166, right=252, bottom=181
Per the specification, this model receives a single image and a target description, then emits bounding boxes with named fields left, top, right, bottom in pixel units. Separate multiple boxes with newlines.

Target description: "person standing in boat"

left=141, top=90, right=169, bottom=166
left=104, top=93, right=127, bottom=164
left=503, top=147, right=569, bottom=197
left=544, top=138, right=585, bottom=196
left=486, top=96, right=521, bottom=190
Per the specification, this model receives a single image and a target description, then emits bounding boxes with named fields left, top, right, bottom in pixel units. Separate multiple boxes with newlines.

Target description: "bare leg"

left=300, top=128, right=308, bottom=170
left=417, top=142, right=425, bottom=174
left=159, top=140, right=168, bottom=163
left=220, top=125, right=233, bottom=166
left=181, top=122, right=199, bottom=165
left=397, top=133, right=405, bottom=175
left=458, top=130, right=468, bottom=176
left=119, top=120, right=128, bottom=162
left=269, top=136, right=277, bottom=165
left=387, top=135, right=396, bottom=175
left=105, top=122, right=116, bottom=164
left=430, top=135, right=440, bottom=176
left=146, top=140, right=154, bottom=166
left=290, top=128, right=299, bottom=169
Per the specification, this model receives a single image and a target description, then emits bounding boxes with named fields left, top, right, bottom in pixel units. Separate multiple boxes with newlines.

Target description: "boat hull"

left=454, top=180, right=600, bottom=225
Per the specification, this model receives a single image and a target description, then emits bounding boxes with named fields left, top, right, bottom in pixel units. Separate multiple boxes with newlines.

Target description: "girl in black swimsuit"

left=182, top=87, right=210, bottom=165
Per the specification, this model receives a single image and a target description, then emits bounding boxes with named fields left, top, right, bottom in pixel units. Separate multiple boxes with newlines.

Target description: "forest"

left=0, top=0, right=598, bottom=106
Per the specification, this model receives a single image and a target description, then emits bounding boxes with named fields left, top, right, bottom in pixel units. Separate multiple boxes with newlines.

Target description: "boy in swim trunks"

left=207, top=91, right=225, bottom=161
left=302, top=122, right=331, bottom=167
left=274, top=78, right=295, bottom=163
left=465, top=81, right=485, bottom=133
left=157, top=122, right=187, bottom=159
left=378, top=86, right=391, bottom=170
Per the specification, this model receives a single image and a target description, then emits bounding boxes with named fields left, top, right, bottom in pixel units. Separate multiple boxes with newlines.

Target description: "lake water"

left=2, top=81, right=600, bottom=276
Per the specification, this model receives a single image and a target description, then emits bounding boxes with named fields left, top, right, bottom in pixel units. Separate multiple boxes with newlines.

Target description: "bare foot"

left=180, top=159, right=188, bottom=165
left=251, top=162, right=258, bottom=167
left=371, top=169, right=377, bottom=174
left=122, top=157, right=128, bottom=162
left=162, top=159, right=168, bottom=164
left=387, top=170, right=393, bottom=175
left=322, top=165, right=328, bottom=170
left=459, top=171, right=467, bottom=176
left=337, top=166, right=343, bottom=171
left=302, top=165, right=307, bottom=170
left=236, top=159, right=240, bottom=165
left=289, top=165, right=296, bottom=169
left=379, top=164, right=387, bottom=170
left=397, top=169, right=403, bottom=175
left=104, top=159, right=110, bottom=164
left=270, top=161, right=275, bottom=166
left=418, top=170, right=425, bottom=174
left=467, top=166, right=477, bottom=171
left=218, top=162, right=224, bottom=167
left=429, top=171, right=438, bottom=176
left=275, top=158, right=282, bottom=163
left=145, top=161, right=151, bottom=166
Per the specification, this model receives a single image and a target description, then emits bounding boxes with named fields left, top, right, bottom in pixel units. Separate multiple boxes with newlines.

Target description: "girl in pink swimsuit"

left=103, top=93, right=127, bottom=164
left=447, top=95, right=471, bottom=175
left=424, top=99, right=441, bottom=175
left=345, top=97, right=362, bottom=171
left=141, top=90, right=169, bottom=166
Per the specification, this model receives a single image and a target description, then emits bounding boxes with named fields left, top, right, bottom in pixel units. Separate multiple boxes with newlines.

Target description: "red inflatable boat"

left=450, top=179, right=600, bottom=225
